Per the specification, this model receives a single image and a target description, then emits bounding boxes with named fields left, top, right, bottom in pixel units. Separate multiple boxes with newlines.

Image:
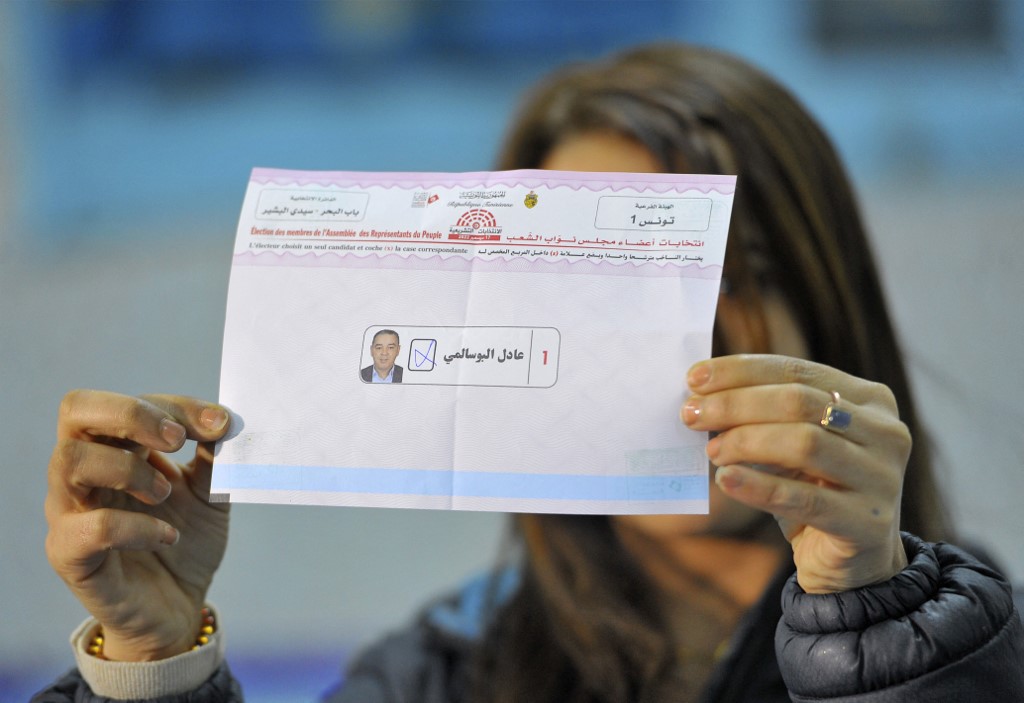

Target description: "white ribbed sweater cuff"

left=71, top=609, right=224, bottom=700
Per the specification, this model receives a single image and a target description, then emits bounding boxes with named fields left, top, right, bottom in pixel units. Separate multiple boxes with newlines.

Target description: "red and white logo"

left=449, top=208, right=502, bottom=241
left=456, top=208, right=497, bottom=230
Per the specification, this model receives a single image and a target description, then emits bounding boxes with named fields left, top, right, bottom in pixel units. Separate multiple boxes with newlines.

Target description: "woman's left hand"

left=682, top=354, right=911, bottom=594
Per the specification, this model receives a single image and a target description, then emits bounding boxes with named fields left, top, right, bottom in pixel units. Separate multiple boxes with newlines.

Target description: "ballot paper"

left=213, top=168, right=735, bottom=514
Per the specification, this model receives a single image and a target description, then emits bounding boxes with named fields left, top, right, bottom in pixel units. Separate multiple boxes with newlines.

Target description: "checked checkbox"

left=409, top=338, right=437, bottom=372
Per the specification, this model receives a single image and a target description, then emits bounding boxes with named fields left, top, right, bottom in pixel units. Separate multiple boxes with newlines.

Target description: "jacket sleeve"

left=776, top=533, right=1024, bottom=702
left=323, top=626, right=464, bottom=703
left=30, top=664, right=244, bottom=703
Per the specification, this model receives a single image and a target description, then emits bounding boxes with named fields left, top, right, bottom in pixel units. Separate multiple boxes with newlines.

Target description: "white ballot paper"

left=214, top=168, right=735, bottom=514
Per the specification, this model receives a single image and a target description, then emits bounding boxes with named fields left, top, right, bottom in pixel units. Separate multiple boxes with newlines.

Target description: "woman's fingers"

left=51, top=390, right=231, bottom=504
left=58, top=390, right=184, bottom=450
left=58, top=390, right=230, bottom=448
left=46, top=508, right=180, bottom=580
left=706, top=423, right=871, bottom=491
left=49, top=440, right=174, bottom=510
left=681, top=356, right=912, bottom=490
left=705, top=419, right=908, bottom=492
left=714, top=462, right=907, bottom=591
left=682, top=355, right=911, bottom=592
left=44, top=389, right=233, bottom=658
left=69, top=508, right=180, bottom=553
left=55, top=390, right=230, bottom=496
left=714, top=464, right=838, bottom=530
left=140, top=393, right=230, bottom=442
left=688, top=354, right=899, bottom=413
left=140, top=395, right=229, bottom=499
left=713, top=464, right=898, bottom=539
left=683, top=383, right=874, bottom=439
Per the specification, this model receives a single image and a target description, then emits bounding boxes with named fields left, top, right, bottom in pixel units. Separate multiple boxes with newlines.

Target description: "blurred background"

left=2, top=1, right=1022, bottom=700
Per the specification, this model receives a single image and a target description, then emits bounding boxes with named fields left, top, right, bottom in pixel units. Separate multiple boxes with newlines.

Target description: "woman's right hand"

left=45, top=390, right=232, bottom=661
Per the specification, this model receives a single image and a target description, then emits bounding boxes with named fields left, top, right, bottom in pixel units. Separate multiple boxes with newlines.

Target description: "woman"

left=37, top=44, right=1022, bottom=702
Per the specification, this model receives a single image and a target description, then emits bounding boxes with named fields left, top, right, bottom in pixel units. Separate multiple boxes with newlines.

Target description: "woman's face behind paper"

left=540, top=131, right=808, bottom=541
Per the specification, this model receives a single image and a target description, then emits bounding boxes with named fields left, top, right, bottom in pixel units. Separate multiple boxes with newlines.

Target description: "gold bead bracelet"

left=87, top=607, right=216, bottom=659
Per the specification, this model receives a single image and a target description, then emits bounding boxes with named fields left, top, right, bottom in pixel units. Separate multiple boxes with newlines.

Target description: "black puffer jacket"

left=34, top=534, right=1024, bottom=702
left=777, top=535, right=1024, bottom=701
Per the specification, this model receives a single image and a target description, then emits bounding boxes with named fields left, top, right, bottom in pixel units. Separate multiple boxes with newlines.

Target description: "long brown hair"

left=470, top=43, right=951, bottom=703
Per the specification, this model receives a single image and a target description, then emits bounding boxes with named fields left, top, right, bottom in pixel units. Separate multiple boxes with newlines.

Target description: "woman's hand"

left=45, top=390, right=232, bottom=661
left=682, top=355, right=910, bottom=594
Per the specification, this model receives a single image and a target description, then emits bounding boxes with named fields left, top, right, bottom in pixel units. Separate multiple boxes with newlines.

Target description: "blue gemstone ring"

left=820, top=391, right=852, bottom=433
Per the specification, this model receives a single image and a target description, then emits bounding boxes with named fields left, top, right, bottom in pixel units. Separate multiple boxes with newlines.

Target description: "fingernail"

left=706, top=435, right=721, bottom=460
left=161, top=524, right=180, bottom=546
left=688, top=363, right=711, bottom=388
left=152, top=473, right=172, bottom=501
left=715, top=466, right=742, bottom=490
left=160, top=418, right=186, bottom=447
left=682, top=397, right=703, bottom=425
left=200, top=407, right=228, bottom=432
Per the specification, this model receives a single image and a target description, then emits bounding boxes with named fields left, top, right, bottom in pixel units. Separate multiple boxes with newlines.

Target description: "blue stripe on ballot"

left=212, top=464, right=706, bottom=501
